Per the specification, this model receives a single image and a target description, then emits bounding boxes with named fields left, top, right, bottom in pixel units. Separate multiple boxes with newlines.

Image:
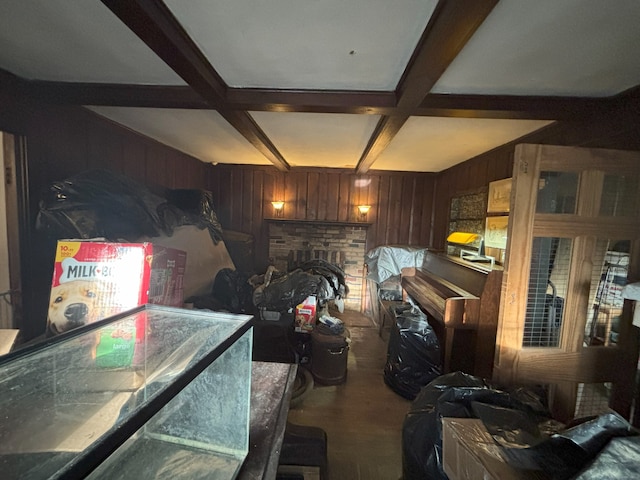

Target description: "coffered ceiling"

left=1, top=0, right=639, bottom=172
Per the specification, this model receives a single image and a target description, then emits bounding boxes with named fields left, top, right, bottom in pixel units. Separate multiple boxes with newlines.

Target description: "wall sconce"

left=357, top=205, right=371, bottom=221
left=271, top=201, right=284, bottom=217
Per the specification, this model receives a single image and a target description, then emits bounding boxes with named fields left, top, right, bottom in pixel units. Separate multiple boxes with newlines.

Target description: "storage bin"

left=310, top=329, right=349, bottom=385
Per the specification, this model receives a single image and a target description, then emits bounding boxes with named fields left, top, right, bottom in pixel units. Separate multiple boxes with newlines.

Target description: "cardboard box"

left=0, top=329, right=19, bottom=355
left=442, top=418, right=548, bottom=480
left=295, top=295, right=317, bottom=333
left=47, top=240, right=186, bottom=335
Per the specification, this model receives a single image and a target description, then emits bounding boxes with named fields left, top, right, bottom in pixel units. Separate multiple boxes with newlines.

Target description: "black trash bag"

left=488, top=410, right=637, bottom=480
left=403, top=371, right=637, bottom=480
left=574, top=435, right=640, bottom=479
left=383, top=305, right=441, bottom=400
left=36, top=169, right=178, bottom=240
left=402, top=372, right=490, bottom=480
left=254, top=269, right=328, bottom=312
left=210, top=268, right=256, bottom=314
left=165, top=189, right=223, bottom=244
left=296, top=259, right=349, bottom=298
left=402, top=371, right=555, bottom=480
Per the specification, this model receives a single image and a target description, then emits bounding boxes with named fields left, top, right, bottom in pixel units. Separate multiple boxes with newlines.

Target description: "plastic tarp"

left=383, top=304, right=442, bottom=400
left=365, top=245, right=429, bottom=283
left=402, top=371, right=638, bottom=480
left=36, top=169, right=223, bottom=243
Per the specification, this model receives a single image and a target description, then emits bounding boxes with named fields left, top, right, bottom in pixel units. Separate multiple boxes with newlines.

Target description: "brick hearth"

left=268, top=220, right=368, bottom=311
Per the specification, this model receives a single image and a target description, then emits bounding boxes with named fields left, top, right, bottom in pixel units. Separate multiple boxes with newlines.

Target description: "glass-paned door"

left=494, top=144, right=640, bottom=422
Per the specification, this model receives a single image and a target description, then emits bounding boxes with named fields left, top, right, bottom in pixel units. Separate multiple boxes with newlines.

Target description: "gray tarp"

left=365, top=246, right=429, bottom=283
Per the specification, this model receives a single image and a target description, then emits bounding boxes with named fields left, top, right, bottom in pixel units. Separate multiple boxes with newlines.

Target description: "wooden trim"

left=534, top=143, right=640, bottom=173
left=21, top=77, right=625, bottom=121
left=532, top=215, right=640, bottom=238
left=100, top=0, right=226, bottom=101
left=226, top=88, right=397, bottom=114
left=100, top=0, right=290, bottom=172
left=28, top=82, right=208, bottom=109
left=507, top=346, right=626, bottom=384
left=395, top=0, right=499, bottom=110
left=356, top=0, right=499, bottom=173
left=418, top=94, right=612, bottom=120
left=355, top=115, right=409, bottom=174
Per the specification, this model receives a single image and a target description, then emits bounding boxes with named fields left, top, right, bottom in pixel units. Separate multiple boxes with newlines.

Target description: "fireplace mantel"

left=265, top=218, right=371, bottom=228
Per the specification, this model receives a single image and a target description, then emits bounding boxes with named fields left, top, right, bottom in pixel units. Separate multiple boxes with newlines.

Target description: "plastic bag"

left=253, top=269, right=329, bottom=312
left=36, top=169, right=176, bottom=240
left=490, top=410, right=637, bottom=479
left=402, top=372, right=491, bottom=480
left=210, top=268, right=256, bottom=314
left=165, top=189, right=223, bottom=244
left=401, top=370, right=637, bottom=480
left=296, top=259, right=349, bottom=298
left=383, top=305, right=442, bottom=400
left=36, top=170, right=224, bottom=244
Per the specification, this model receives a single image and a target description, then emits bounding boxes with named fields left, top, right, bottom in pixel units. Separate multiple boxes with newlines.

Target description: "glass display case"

left=0, top=305, right=253, bottom=480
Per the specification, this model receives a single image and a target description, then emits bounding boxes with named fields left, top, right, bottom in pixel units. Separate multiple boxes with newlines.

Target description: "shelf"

left=265, top=218, right=371, bottom=227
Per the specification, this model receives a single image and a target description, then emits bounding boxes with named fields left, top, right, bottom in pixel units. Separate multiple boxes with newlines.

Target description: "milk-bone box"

left=47, top=240, right=186, bottom=336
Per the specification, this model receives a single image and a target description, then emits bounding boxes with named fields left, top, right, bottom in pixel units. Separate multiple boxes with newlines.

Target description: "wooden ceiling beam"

left=225, top=88, right=397, bottom=114
left=20, top=75, right=615, bottom=120
left=355, top=0, right=499, bottom=174
left=22, top=77, right=614, bottom=120
left=27, top=82, right=208, bottom=109
left=101, top=0, right=290, bottom=171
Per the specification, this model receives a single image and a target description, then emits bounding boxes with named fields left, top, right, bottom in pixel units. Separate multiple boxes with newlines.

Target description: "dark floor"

left=286, top=309, right=411, bottom=480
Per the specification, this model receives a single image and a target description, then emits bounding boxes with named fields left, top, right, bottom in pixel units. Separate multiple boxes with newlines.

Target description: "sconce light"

left=271, top=201, right=284, bottom=217
left=357, top=205, right=371, bottom=221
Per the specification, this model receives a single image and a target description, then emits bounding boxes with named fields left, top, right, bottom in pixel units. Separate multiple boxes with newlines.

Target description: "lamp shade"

left=447, top=232, right=479, bottom=245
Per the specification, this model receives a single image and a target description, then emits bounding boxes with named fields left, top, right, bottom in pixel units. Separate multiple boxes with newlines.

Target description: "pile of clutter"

left=192, top=259, right=349, bottom=324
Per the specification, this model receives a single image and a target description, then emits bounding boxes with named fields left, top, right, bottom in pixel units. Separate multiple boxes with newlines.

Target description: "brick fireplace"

left=267, top=220, right=368, bottom=311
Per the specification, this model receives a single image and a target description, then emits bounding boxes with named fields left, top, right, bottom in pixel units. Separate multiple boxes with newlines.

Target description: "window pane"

left=523, top=237, right=572, bottom=347
left=599, top=174, right=640, bottom=217
left=585, top=240, right=630, bottom=346
left=536, top=172, right=578, bottom=214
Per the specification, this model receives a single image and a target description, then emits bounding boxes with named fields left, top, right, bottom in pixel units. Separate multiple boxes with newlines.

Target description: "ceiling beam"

left=101, top=0, right=290, bottom=171
left=355, top=0, right=499, bottom=174
left=28, top=82, right=208, bottom=109
left=22, top=77, right=615, bottom=120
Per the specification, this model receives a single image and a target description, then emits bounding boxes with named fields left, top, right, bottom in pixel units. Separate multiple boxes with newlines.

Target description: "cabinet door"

left=493, top=144, right=640, bottom=422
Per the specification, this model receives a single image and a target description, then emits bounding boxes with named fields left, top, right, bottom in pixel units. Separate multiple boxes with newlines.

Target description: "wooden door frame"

left=493, top=143, right=640, bottom=421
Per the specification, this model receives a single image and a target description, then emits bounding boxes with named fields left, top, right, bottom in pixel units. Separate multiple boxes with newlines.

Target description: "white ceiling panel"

left=0, top=0, right=185, bottom=84
left=433, top=0, right=640, bottom=97
left=374, top=117, right=554, bottom=172
left=249, top=112, right=381, bottom=168
left=165, top=0, right=437, bottom=90
left=86, top=106, right=270, bottom=166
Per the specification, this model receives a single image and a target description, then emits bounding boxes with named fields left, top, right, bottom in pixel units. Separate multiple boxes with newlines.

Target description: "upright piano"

left=401, top=251, right=503, bottom=379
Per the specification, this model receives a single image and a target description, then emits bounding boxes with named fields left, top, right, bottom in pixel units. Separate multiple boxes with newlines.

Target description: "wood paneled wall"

left=207, top=165, right=436, bottom=270
left=0, top=92, right=210, bottom=340
left=432, top=101, right=640, bottom=250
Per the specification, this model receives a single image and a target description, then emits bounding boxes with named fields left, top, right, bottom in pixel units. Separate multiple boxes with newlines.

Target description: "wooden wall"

left=432, top=99, right=640, bottom=250
left=207, top=165, right=436, bottom=270
left=0, top=90, right=210, bottom=340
